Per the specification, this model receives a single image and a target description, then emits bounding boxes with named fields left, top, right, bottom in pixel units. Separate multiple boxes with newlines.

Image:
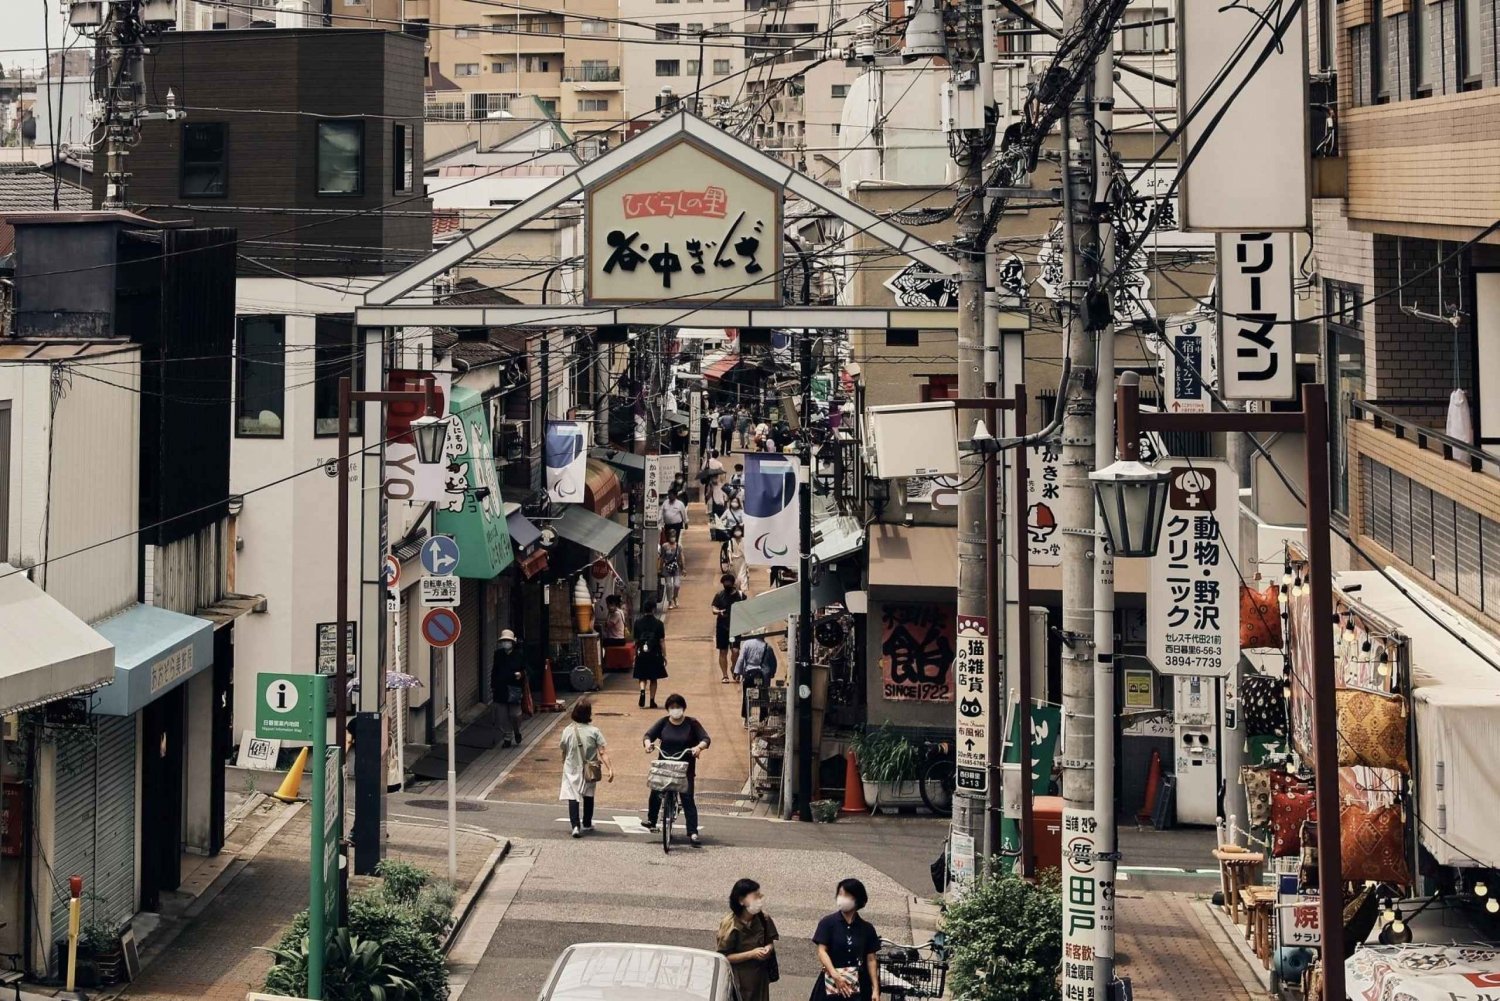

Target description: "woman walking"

left=632, top=598, right=668, bottom=708
left=659, top=535, right=685, bottom=609
left=717, top=878, right=779, bottom=1001
left=559, top=699, right=612, bottom=838
left=720, top=525, right=750, bottom=594
left=642, top=694, right=710, bottom=844
left=810, top=878, right=881, bottom=1001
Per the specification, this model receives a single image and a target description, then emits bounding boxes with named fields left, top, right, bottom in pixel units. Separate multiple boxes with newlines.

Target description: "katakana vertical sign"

left=585, top=137, right=782, bottom=305
left=1147, top=460, right=1239, bottom=677
left=1218, top=232, right=1296, bottom=401
left=1025, top=442, right=1063, bottom=567
left=954, top=615, right=988, bottom=793
left=1062, top=807, right=1100, bottom=1001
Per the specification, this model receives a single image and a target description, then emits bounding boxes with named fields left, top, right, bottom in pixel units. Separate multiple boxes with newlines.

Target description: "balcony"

left=562, top=65, right=622, bottom=90
left=1348, top=399, right=1500, bottom=632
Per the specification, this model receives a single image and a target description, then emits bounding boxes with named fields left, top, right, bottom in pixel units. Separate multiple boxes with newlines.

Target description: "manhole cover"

left=405, top=799, right=489, bottom=812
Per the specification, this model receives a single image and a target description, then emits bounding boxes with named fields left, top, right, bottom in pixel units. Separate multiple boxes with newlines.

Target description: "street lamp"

left=410, top=415, right=449, bottom=465
left=1090, top=375, right=1171, bottom=558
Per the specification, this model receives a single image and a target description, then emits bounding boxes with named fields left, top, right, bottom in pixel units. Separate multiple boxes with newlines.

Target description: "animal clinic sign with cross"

left=585, top=137, right=783, bottom=306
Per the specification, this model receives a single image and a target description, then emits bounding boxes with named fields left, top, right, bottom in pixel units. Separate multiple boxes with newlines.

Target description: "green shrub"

left=849, top=722, right=921, bottom=783
left=263, top=930, right=415, bottom=1001
left=350, top=896, right=448, bottom=1001
left=942, top=867, right=1063, bottom=1001
left=414, top=881, right=459, bottom=939
left=376, top=860, right=432, bottom=907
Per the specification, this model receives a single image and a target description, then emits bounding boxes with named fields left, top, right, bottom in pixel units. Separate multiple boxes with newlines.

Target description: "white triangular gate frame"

left=358, top=111, right=994, bottom=332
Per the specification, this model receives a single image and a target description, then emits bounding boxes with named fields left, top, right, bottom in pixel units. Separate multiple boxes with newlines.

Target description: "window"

left=405, top=18, right=430, bottom=38
left=491, top=60, right=514, bottom=73
left=1461, top=0, right=1483, bottom=85
left=1119, top=8, right=1169, bottom=53
left=538, top=98, right=557, bottom=115
left=687, top=21, right=703, bottom=32
left=578, top=97, right=609, bottom=111
left=454, top=62, right=480, bottom=76
left=1325, top=280, right=1364, bottom=514
left=656, top=22, right=680, bottom=39
left=316, top=121, right=364, bottom=195
left=687, top=59, right=700, bottom=75
left=1370, top=0, right=1387, bottom=101
left=1411, top=4, right=1432, bottom=94
left=832, top=123, right=841, bottom=136
left=580, top=18, right=610, bottom=33
left=454, top=23, right=481, bottom=36
left=713, top=95, right=731, bottom=111
left=393, top=123, right=414, bottom=192
left=886, top=328, right=919, bottom=347
left=656, top=59, right=681, bottom=76
left=831, top=83, right=848, bottom=98
left=713, top=58, right=731, bottom=74
left=236, top=316, right=285, bottom=437
left=314, top=318, right=363, bottom=437
left=522, top=56, right=551, bottom=73
left=713, top=21, right=730, bottom=30
left=1316, top=0, right=1333, bottom=71
left=920, top=374, right=957, bottom=401
left=180, top=122, right=227, bottom=198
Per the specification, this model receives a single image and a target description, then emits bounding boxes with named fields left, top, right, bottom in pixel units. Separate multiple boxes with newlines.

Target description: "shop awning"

left=590, top=447, right=646, bottom=479
left=812, top=515, right=865, bottom=566
left=663, top=411, right=688, bottom=427
left=0, top=564, right=115, bottom=715
left=867, top=524, right=957, bottom=591
left=729, top=578, right=846, bottom=638
left=553, top=505, right=630, bottom=557
left=504, top=504, right=543, bottom=551
left=90, top=603, right=215, bottom=717
left=703, top=354, right=742, bottom=382
left=584, top=458, right=624, bottom=518
left=1335, top=567, right=1500, bottom=867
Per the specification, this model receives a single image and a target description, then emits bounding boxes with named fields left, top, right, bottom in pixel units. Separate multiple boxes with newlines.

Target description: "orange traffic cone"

left=539, top=657, right=562, bottom=712
left=841, top=750, right=869, bottom=814
left=273, top=746, right=310, bottom=802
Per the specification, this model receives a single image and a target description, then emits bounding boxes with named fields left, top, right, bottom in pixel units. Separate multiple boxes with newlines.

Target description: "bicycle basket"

left=878, top=959, right=946, bottom=999
left=647, top=758, right=690, bottom=792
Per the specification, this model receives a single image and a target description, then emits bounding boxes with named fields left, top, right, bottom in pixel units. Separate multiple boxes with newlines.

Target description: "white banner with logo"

left=742, top=453, right=799, bottom=568
left=544, top=420, right=590, bottom=504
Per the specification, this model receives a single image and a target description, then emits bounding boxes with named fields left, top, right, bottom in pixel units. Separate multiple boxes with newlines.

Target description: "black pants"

left=567, top=796, right=595, bottom=829
left=741, top=672, right=767, bottom=722
left=720, top=428, right=733, bottom=453
left=647, top=787, right=699, bottom=835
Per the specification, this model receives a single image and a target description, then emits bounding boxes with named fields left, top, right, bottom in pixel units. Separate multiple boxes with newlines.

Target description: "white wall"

left=837, top=66, right=950, bottom=194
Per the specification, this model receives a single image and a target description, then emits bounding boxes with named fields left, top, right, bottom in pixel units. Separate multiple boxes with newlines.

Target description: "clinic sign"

left=585, top=137, right=783, bottom=306
left=1147, top=460, right=1239, bottom=677
left=1218, top=233, right=1296, bottom=401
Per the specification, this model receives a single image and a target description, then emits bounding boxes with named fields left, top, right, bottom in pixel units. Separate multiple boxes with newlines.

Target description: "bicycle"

left=645, top=746, right=694, bottom=854
left=877, top=936, right=949, bottom=1001
left=917, top=740, right=956, bottom=817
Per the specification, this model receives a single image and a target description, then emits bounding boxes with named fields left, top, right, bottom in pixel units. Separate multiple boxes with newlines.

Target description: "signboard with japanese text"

left=1161, top=314, right=1217, bottom=414
left=950, top=830, right=976, bottom=891
left=420, top=575, right=459, bottom=607
left=1062, top=807, right=1102, bottom=1001
left=586, top=138, right=782, bottom=306
left=1026, top=441, right=1063, bottom=567
left=315, top=622, right=356, bottom=677
left=689, top=391, right=702, bottom=444
left=1276, top=898, right=1321, bottom=947
left=323, top=746, right=342, bottom=933
left=954, top=615, right=989, bottom=793
left=434, top=387, right=515, bottom=577
left=879, top=603, right=955, bottom=702
left=544, top=420, right=590, bottom=504
left=643, top=456, right=662, bottom=528
left=255, top=673, right=318, bottom=741
left=1123, top=669, right=1156, bottom=710
left=1147, top=461, right=1240, bottom=677
left=1218, top=232, right=1297, bottom=400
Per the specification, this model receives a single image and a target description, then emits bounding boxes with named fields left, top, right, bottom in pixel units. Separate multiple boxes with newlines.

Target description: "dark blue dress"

left=809, top=911, right=880, bottom=1001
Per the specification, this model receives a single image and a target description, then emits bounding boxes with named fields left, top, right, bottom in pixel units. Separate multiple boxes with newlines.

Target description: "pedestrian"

left=600, top=593, right=628, bottom=648
left=720, top=525, right=750, bottom=593
left=754, top=421, right=770, bottom=451
left=727, top=463, right=745, bottom=498
left=632, top=598, right=668, bottom=708
left=721, top=495, right=746, bottom=537
left=490, top=628, right=526, bottom=747
left=709, top=473, right=728, bottom=523
left=718, top=407, right=736, bottom=454
left=810, top=879, right=881, bottom=1001
left=733, top=632, right=777, bottom=722
left=559, top=698, right=612, bottom=838
left=711, top=573, right=745, bottom=684
left=717, top=878, right=779, bottom=1001
left=642, top=693, right=710, bottom=844
left=737, top=407, right=753, bottom=449
left=660, top=488, right=688, bottom=541
left=659, top=535, right=685, bottom=609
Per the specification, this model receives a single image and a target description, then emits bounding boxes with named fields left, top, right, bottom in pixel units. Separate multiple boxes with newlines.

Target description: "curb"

left=1196, top=897, right=1275, bottom=1000
left=442, top=837, right=512, bottom=954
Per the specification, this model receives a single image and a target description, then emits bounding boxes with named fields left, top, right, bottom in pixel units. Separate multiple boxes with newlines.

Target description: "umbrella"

left=386, top=671, right=423, bottom=690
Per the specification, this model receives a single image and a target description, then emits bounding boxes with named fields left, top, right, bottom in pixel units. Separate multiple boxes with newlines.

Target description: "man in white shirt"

left=733, top=634, right=778, bottom=721
left=659, top=490, right=688, bottom=540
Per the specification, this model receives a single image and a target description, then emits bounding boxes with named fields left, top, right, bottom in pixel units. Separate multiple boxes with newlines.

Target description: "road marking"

left=553, top=815, right=703, bottom=835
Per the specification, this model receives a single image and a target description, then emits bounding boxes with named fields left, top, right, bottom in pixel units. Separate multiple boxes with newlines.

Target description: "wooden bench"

left=1213, top=848, right=1266, bottom=926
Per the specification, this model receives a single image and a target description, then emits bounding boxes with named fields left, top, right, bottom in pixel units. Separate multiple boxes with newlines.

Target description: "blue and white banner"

left=544, top=420, right=590, bottom=504
left=742, top=453, right=799, bottom=568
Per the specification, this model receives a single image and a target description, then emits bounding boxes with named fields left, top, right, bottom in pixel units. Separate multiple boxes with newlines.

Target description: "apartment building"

left=418, top=0, right=626, bottom=149
left=616, top=0, right=748, bottom=124
left=174, top=0, right=405, bottom=29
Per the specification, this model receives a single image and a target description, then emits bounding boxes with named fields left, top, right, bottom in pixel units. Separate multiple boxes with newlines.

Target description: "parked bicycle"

left=646, top=747, right=693, bottom=854
left=918, top=740, right=956, bottom=817
left=877, top=935, right=949, bottom=1001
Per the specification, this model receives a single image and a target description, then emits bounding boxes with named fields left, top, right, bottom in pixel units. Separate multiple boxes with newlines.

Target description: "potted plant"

left=849, top=723, right=922, bottom=810
left=81, top=921, right=123, bottom=984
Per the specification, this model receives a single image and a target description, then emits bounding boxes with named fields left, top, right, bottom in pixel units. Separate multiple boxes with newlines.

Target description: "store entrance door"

left=140, top=685, right=185, bottom=910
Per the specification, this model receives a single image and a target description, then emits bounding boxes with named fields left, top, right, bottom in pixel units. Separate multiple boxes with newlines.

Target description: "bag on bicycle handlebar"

left=647, top=758, right=690, bottom=792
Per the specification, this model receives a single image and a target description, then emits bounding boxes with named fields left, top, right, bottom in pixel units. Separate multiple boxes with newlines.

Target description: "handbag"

left=1340, top=801, right=1410, bottom=885
left=1239, top=582, right=1284, bottom=650
left=569, top=725, right=604, bottom=783
left=1336, top=688, right=1409, bottom=773
left=762, top=917, right=781, bottom=983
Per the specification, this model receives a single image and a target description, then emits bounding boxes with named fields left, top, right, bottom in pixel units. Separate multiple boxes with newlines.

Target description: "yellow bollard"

left=273, top=746, right=310, bottom=802
left=66, top=875, right=82, bottom=993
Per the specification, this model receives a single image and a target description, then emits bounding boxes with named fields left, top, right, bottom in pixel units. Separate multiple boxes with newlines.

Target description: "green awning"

left=729, top=578, right=845, bottom=638
left=553, top=505, right=630, bottom=557
left=811, top=515, right=864, bottom=566
left=435, top=386, right=514, bottom=578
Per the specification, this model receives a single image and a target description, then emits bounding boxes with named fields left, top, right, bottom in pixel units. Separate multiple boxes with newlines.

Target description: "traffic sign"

left=421, top=607, right=462, bottom=648
left=255, top=673, right=320, bottom=741
left=421, top=575, right=460, bottom=607
left=420, top=535, right=461, bottom=576
left=383, top=554, right=401, bottom=589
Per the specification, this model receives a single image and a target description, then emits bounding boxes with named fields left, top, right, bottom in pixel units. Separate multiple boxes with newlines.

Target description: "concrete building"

left=616, top=0, right=747, bottom=125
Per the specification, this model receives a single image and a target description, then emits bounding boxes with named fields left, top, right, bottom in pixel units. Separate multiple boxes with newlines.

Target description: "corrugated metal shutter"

left=454, top=583, right=482, bottom=718
left=51, top=717, right=136, bottom=956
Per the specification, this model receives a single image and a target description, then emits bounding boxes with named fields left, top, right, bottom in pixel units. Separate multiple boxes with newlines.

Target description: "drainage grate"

left=404, top=799, right=489, bottom=812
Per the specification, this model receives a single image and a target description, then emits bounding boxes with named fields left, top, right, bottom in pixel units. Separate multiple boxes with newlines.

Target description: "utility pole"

left=795, top=326, right=815, bottom=824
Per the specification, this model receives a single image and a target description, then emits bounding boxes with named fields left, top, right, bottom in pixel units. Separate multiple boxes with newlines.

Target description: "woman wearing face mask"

left=642, top=694, right=710, bottom=844
left=720, top=525, right=750, bottom=595
left=490, top=629, right=526, bottom=747
left=717, top=878, right=779, bottom=1001
left=810, top=879, right=880, bottom=1001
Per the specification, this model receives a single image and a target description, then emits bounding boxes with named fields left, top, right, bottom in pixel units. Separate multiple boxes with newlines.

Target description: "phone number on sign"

left=1162, top=654, right=1224, bottom=671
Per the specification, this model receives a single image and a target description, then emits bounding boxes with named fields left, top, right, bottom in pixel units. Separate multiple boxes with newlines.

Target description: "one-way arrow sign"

left=421, top=535, right=461, bottom=576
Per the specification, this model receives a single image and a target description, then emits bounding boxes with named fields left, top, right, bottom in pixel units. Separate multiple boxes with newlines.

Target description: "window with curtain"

left=180, top=122, right=227, bottom=197
left=316, top=120, right=364, bottom=196
left=236, top=317, right=286, bottom=437
left=314, top=318, right=364, bottom=437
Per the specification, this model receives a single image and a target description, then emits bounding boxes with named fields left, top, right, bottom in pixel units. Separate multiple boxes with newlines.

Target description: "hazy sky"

left=2, top=3, right=73, bottom=74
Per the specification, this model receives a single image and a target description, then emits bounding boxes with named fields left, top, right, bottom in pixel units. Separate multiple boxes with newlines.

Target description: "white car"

left=538, top=943, right=743, bottom=1001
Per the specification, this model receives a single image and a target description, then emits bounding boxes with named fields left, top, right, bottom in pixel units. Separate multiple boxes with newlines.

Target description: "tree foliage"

left=943, top=868, right=1063, bottom=1001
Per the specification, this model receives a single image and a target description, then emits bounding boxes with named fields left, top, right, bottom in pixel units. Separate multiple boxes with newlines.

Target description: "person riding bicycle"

left=642, top=694, right=711, bottom=844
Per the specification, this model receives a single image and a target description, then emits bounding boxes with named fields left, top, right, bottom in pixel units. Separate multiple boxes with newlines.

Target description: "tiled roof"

left=0, top=164, right=92, bottom=256
left=433, top=209, right=462, bottom=238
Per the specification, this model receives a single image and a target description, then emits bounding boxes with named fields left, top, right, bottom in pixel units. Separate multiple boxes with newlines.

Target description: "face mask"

left=746, top=896, right=765, bottom=915
left=498, top=642, right=514, bottom=653
left=836, top=895, right=857, bottom=913
left=668, top=708, right=686, bottom=723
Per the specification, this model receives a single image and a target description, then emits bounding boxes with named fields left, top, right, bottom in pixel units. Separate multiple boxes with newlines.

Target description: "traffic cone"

left=273, top=746, right=310, bottom=802
left=841, top=750, right=869, bottom=814
left=539, top=657, right=562, bottom=712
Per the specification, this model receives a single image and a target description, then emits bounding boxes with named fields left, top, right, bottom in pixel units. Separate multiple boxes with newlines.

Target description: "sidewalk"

left=1115, top=890, right=1268, bottom=1000
left=117, top=798, right=504, bottom=1001
left=488, top=498, right=760, bottom=817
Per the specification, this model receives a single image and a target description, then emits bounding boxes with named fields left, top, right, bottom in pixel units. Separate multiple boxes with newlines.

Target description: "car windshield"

left=548, top=946, right=720, bottom=1001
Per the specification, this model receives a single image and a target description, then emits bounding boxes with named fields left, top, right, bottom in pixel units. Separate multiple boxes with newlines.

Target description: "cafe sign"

left=586, top=137, right=783, bottom=306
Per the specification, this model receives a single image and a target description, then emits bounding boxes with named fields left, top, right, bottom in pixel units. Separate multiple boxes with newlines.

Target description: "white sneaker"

left=571, top=826, right=581, bottom=838
left=581, top=824, right=595, bottom=833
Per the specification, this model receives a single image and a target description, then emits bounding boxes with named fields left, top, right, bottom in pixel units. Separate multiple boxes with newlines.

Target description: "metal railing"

left=562, top=64, right=621, bottom=82
left=1350, top=398, right=1498, bottom=473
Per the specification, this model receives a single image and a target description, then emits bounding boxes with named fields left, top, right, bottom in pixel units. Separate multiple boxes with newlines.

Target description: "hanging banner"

left=1025, top=441, right=1062, bottom=567
left=689, top=391, right=702, bottom=445
left=382, top=370, right=452, bottom=503
left=434, top=386, right=514, bottom=578
left=1162, top=314, right=1217, bottom=414
left=741, top=453, right=799, bottom=568
left=1061, top=807, right=1102, bottom=1001
left=879, top=603, right=956, bottom=702
left=544, top=420, right=590, bottom=504
left=1147, top=460, right=1239, bottom=677
left=643, top=456, right=662, bottom=528
left=954, top=615, right=988, bottom=793
left=1218, top=232, right=1297, bottom=401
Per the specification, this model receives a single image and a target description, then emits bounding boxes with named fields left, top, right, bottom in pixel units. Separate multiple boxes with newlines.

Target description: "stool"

left=1243, top=886, right=1277, bottom=967
left=0, top=969, right=22, bottom=1001
left=1213, top=848, right=1266, bottom=925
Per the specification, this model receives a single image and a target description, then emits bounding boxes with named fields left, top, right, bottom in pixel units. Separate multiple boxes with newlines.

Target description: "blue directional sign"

left=420, top=535, right=461, bottom=576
